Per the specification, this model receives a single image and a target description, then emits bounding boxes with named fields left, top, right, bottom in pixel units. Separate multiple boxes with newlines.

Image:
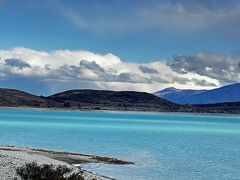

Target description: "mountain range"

left=154, top=83, right=240, bottom=104
left=0, top=88, right=180, bottom=112
left=0, top=87, right=239, bottom=114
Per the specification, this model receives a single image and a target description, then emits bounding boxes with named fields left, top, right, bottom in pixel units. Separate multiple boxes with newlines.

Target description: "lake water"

left=0, top=109, right=239, bottom=179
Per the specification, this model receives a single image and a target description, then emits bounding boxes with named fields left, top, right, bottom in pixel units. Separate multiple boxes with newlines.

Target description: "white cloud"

left=0, top=47, right=221, bottom=94
left=0, top=47, right=121, bottom=68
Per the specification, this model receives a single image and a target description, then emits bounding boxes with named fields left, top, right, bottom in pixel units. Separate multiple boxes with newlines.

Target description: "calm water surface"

left=0, top=109, right=239, bottom=180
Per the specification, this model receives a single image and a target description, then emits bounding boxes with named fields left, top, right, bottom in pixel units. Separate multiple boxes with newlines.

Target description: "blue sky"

left=0, top=0, right=239, bottom=62
left=0, top=0, right=240, bottom=94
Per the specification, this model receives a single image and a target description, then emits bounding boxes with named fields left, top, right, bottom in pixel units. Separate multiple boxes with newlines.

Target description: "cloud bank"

left=0, top=47, right=228, bottom=95
left=170, top=53, right=240, bottom=84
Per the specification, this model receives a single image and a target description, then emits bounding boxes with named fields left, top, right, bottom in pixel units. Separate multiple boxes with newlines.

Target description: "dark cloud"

left=55, top=61, right=151, bottom=83
left=117, top=72, right=150, bottom=83
left=79, top=60, right=105, bottom=72
left=5, top=59, right=31, bottom=69
left=79, top=60, right=115, bottom=81
left=165, top=73, right=188, bottom=85
left=192, top=78, right=217, bottom=87
left=139, top=65, right=158, bottom=74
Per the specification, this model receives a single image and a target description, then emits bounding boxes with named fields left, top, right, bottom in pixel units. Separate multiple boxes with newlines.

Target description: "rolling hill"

left=0, top=88, right=56, bottom=108
left=48, top=89, right=180, bottom=111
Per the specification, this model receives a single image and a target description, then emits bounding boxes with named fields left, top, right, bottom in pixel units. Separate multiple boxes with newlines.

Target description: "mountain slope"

left=154, top=83, right=240, bottom=104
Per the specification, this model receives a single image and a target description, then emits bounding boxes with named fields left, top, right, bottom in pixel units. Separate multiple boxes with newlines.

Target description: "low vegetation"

left=16, top=162, right=85, bottom=180
left=93, top=156, right=134, bottom=165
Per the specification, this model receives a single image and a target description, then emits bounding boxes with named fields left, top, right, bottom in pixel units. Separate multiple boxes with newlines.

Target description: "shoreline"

left=0, top=106, right=239, bottom=117
left=0, top=146, right=134, bottom=180
left=0, top=146, right=134, bottom=165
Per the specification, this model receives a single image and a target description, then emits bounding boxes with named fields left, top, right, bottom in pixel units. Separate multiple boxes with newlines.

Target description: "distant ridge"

left=0, top=88, right=239, bottom=113
left=154, top=83, right=240, bottom=104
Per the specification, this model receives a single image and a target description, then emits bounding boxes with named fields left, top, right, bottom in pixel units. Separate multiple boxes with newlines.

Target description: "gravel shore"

left=0, top=146, right=127, bottom=180
left=0, top=150, right=71, bottom=179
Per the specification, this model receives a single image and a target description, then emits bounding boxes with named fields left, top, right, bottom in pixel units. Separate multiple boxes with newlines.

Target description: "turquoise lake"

left=0, top=109, right=240, bottom=179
